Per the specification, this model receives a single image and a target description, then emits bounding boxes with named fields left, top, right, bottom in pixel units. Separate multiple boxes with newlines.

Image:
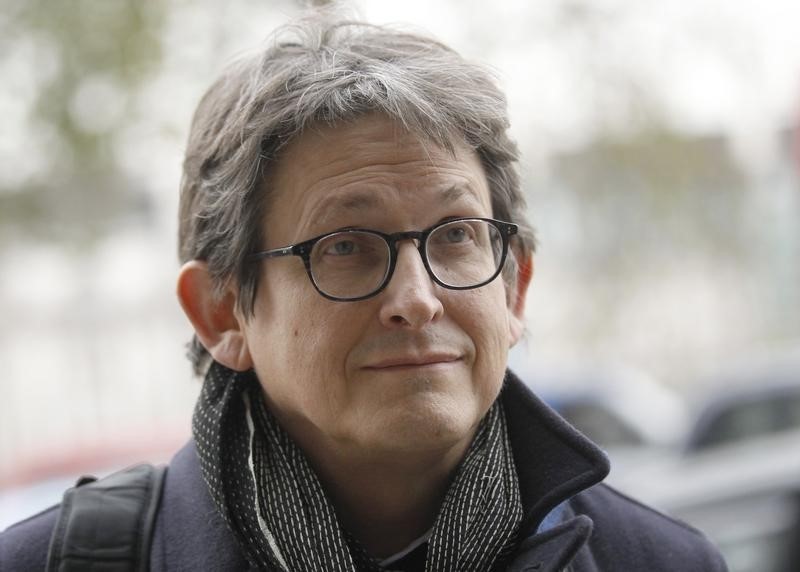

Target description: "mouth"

left=363, top=354, right=462, bottom=371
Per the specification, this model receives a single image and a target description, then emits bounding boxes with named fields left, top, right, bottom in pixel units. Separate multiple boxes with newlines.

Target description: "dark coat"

left=0, top=373, right=727, bottom=571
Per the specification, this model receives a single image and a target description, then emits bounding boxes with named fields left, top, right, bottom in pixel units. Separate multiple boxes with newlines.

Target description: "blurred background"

left=1, top=0, right=798, bottom=570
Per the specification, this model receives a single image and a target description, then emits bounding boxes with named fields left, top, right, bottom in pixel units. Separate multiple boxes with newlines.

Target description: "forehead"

left=264, top=114, right=492, bottom=241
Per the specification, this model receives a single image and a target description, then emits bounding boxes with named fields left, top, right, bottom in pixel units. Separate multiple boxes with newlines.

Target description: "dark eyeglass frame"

left=247, top=217, right=518, bottom=302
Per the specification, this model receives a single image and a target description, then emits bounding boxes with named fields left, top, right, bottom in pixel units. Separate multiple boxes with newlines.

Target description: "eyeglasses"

left=248, top=217, right=518, bottom=302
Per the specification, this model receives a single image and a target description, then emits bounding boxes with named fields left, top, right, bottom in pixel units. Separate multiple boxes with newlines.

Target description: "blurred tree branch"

left=0, top=0, right=165, bottom=247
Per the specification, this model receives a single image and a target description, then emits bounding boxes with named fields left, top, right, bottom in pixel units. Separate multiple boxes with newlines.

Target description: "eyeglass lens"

left=308, top=219, right=503, bottom=300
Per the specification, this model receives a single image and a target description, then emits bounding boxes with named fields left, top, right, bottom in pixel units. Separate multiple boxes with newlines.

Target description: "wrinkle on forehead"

left=306, top=184, right=482, bottom=232
left=266, top=115, right=492, bottom=243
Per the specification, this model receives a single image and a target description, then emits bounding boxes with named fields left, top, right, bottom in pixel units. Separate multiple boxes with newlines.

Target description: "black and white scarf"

left=192, top=361, right=523, bottom=571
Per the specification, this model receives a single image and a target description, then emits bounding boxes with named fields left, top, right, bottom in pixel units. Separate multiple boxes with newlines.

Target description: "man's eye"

left=446, top=227, right=465, bottom=242
left=325, top=239, right=358, bottom=255
left=444, top=225, right=473, bottom=243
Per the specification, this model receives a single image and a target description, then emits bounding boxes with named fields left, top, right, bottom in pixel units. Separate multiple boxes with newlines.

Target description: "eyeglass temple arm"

left=249, top=245, right=297, bottom=261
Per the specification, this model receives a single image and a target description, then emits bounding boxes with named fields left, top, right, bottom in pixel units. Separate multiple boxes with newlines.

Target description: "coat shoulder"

left=572, top=483, right=728, bottom=571
left=0, top=504, right=58, bottom=571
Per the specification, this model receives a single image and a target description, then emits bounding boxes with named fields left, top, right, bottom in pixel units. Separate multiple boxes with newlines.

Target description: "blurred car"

left=614, top=351, right=800, bottom=572
left=509, top=356, right=688, bottom=472
left=684, top=363, right=800, bottom=453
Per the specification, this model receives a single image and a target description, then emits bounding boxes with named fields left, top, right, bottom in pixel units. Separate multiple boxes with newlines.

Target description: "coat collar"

left=501, top=370, right=610, bottom=536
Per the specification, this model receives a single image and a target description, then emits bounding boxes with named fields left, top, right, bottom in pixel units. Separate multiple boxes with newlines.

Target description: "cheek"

left=287, top=303, right=365, bottom=387
left=452, top=285, right=511, bottom=390
left=258, top=270, right=339, bottom=357
left=250, top=305, right=350, bottom=420
left=460, top=285, right=511, bottom=350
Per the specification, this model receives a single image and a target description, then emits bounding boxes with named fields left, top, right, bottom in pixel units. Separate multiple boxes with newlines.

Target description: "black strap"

left=46, top=463, right=167, bottom=572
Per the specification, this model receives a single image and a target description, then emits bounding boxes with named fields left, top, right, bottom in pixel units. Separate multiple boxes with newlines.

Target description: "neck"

left=323, top=447, right=469, bottom=558
left=290, top=428, right=474, bottom=559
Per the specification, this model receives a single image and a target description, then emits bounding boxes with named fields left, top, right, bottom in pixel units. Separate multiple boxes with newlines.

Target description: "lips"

left=364, top=353, right=461, bottom=370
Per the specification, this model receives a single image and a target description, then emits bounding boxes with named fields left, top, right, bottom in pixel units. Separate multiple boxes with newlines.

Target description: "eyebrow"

left=440, top=184, right=470, bottom=203
left=310, top=184, right=477, bottom=228
left=312, top=192, right=383, bottom=227
left=337, top=193, right=383, bottom=212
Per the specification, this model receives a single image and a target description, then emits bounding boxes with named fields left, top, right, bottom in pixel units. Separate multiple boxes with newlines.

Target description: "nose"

left=378, top=241, right=444, bottom=329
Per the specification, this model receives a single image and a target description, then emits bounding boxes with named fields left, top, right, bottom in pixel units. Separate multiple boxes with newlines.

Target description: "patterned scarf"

left=192, top=361, right=523, bottom=571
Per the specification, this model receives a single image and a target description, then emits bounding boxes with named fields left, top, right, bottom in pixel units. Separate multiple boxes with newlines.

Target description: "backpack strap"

left=46, top=463, right=167, bottom=572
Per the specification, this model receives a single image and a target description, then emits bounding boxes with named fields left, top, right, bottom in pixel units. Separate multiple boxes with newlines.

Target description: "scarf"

left=192, top=361, right=523, bottom=571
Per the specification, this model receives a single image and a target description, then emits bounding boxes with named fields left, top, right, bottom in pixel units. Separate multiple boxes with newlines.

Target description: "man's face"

left=240, top=114, right=524, bottom=459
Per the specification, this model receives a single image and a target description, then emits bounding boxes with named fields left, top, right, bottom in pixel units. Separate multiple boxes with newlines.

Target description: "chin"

left=357, top=396, right=484, bottom=454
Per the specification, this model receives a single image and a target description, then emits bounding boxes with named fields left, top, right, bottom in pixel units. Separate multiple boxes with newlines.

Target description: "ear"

left=508, top=251, right=534, bottom=347
left=176, top=260, right=253, bottom=371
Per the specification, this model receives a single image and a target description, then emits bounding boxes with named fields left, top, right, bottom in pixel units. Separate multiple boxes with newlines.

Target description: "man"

left=1, top=12, right=727, bottom=571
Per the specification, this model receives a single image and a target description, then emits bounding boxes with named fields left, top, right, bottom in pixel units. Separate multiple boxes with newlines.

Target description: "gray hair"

left=178, top=13, right=536, bottom=375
